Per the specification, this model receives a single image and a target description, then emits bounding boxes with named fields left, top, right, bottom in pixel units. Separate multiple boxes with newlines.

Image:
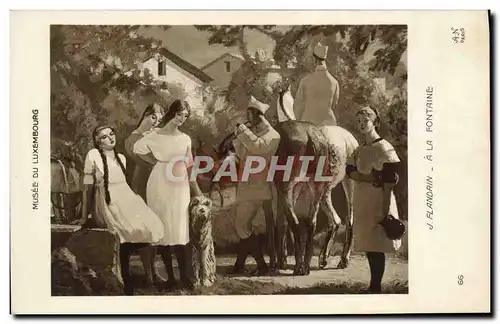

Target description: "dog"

left=188, top=196, right=216, bottom=287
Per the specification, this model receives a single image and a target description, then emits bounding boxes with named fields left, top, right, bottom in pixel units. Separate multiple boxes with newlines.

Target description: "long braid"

left=97, top=147, right=111, bottom=205
left=92, top=124, right=127, bottom=206
left=114, top=148, right=127, bottom=178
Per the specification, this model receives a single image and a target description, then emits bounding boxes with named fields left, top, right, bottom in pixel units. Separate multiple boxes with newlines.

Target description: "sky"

left=138, top=26, right=286, bottom=69
left=137, top=25, right=407, bottom=73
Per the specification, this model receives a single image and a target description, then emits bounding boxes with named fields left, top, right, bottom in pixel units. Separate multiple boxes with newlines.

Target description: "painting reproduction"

left=49, top=24, right=409, bottom=297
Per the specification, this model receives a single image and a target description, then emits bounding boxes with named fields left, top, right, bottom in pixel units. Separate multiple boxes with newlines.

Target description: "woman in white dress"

left=346, top=106, right=403, bottom=294
left=76, top=125, right=165, bottom=295
left=133, top=100, right=205, bottom=290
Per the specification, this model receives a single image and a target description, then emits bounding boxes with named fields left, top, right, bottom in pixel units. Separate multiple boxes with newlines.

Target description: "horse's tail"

left=56, top=159, right=69, bottom=193
left=278, top=90, right=295, bottom=121
left=322, top=126, right=359, bottom=164
left=343, top=130, right=359, bottom=159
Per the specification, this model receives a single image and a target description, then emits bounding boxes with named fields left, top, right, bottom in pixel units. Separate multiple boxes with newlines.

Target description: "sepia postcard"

left=10, top=10, right=490, bottom=315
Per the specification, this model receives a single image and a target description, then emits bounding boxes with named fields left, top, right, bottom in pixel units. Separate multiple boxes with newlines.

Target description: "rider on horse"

left=293, top=42, right=340, bottom=127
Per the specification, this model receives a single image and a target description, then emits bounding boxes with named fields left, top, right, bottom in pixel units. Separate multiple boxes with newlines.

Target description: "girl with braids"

left=124, top=103, right=165, bottom=287
left=133, top=99, right=206, bottom=291
left=76, top=125, right=164, bottom=295
left=345, top=106, right=403, bottom=294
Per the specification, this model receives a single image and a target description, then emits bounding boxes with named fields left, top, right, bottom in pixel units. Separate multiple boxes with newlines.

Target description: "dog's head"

left=189, top=196, right=213, bottom=233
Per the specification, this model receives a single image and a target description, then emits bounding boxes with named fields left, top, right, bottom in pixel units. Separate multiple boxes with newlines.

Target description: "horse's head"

left=215, top=131, right=237, bottom=159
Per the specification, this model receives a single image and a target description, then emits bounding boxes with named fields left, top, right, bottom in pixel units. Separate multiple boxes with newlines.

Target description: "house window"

left=158, top=60, right=166, bottom=76
left=224, top=61, right=231, bottom=72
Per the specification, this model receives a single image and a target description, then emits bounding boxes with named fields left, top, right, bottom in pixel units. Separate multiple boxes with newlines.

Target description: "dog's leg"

left=207, top=241, right=217, bottom=286
left=191, top=242, right=201, bottom=287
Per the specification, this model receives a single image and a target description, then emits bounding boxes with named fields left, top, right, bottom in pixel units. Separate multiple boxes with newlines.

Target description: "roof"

left=153, top=48, right=213, bottom=83
left=201, top=52, right=277, bottom=71
left=200, top=53, right=240, bottom=71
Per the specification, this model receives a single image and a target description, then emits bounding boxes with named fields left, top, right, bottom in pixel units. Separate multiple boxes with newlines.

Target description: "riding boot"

left=248, top=235, right=270, bottom=276
left=175, top=245, right=194, bottom=290
left=228, top=238, right=250, bottom=275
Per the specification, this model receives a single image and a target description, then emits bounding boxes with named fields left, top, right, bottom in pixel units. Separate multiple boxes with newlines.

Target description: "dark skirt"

left=129, top=164, right=153, bottom=202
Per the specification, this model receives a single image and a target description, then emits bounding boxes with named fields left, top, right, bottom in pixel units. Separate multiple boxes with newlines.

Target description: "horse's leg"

left=303, top=181, right=323, bottom=275
left=285, top=178, right=305, bottom=275
left=211, top=182, right=224, bottom=208
left=263, top=199, right=277, bottom=271
left=275, top=187, right=287, bottom=270
left=285, top=181, right=303, bottom=259
left=318, top=183, right=342, bottom=270
left=338, top=177, right=355, bottom=269
left=219, top=186, right=224, bottom=208
left=286, top=220, right=295, bottom=257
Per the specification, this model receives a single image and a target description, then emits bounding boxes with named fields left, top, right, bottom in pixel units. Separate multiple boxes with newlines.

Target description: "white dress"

left=348, top=139, right=402, bottom=253
left=83, top=148, right=165, bottom=244
left=133, top=131, right=193, bottom=246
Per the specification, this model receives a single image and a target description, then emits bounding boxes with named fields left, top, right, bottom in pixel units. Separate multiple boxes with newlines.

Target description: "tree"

left=51, top=25, right=175, bottom=157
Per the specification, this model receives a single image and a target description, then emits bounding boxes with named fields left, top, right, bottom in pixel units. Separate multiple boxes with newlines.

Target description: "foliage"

left=51, top=25, right=176, bottom=157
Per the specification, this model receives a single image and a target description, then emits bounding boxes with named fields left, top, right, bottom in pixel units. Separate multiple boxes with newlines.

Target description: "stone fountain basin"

left=51, top=224, right=81, bottom=250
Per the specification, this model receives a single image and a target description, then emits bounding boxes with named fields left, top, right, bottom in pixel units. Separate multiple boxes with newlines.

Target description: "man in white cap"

left=229, top=95, right=281, bottom=276
left=293, top=42, right=340, bottom=126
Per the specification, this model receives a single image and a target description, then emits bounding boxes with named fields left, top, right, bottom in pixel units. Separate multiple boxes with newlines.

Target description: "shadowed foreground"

left=129, top=255, right=408, bottom=295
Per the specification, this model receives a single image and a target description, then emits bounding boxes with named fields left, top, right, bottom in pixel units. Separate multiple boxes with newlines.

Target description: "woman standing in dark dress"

left=346, top=106, right=403, bottom=294
left=124, top=104, right=165, bottom=287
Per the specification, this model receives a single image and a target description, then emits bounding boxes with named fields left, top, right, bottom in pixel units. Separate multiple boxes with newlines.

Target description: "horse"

left=214, top=60, right=359, bottom=274
left=272, top=113, right=358, bottom=275
left=50, top=140, right=84, bottom=224
left=193, top=141, right=240, bottom=209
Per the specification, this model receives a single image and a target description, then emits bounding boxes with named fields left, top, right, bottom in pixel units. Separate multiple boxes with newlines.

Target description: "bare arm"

left=186, top=140, right=204, bottom=198
left=332, top=80, right=340, bottom=110
left=293, top=79, right=305, bottom=120
left=136, top=152, right=157, bottom=165
left=73, top=184, right=93, bottom=226
left=132, top=132, right=158, bottom=165
left=189, top=171, right=204, bottom=197
left=125, top=132, right=156, bottom=166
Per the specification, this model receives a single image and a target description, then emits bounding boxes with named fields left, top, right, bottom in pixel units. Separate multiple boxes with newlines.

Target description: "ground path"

left=130, top=254, right=408, bottom=295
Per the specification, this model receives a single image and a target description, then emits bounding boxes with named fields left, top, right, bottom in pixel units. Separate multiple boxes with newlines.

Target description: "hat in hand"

left=379, top=214, right=406, bottom=240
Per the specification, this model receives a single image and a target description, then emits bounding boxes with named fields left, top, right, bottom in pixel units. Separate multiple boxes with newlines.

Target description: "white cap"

left=313, top=42, right=328, bottom=60
left=248, top=95, right=270, bottom=114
